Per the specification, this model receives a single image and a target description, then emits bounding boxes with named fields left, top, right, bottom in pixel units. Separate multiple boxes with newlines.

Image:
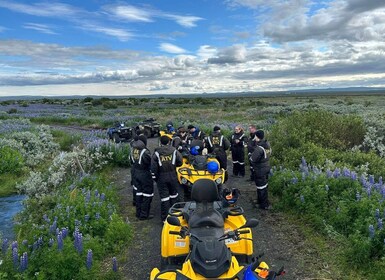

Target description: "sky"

left=0, top=0, right=385, bottom=96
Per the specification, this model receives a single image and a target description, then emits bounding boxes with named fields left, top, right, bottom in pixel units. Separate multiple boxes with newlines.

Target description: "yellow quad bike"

left=159, top=130, right=175, bottom=140
left=176, top=154, right=226, bottom=197
left=150, top=179, right=287, bottom=280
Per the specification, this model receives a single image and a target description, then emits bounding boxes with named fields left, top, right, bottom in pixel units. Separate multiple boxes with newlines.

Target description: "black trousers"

left=232, top=148, right=245, bottom=176
left=254, top=172, right=269, bottom=209
left=157, top=177, right=179, bottom=221
left=135, top=170, right=154, bottom=219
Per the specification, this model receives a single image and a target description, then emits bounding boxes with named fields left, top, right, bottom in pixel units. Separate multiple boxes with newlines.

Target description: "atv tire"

left=112, top=133, right=120, bottom=143
left=144, top=128, right=151, bottom=138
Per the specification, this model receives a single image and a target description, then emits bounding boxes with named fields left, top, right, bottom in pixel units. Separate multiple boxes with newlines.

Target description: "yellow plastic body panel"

left=176, top=157, right=225, bottom=185
left=159, top=130, right=175, bottom=139
left=161, top=216, right=190, bottom=258
left=161, top=212, right=253, bottom=258
left=150, top=257, right=244, bottom=280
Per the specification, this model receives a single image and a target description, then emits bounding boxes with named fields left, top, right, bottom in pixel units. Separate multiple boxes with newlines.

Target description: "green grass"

left=51, top=129, right=82, bottom=151
left=0, top=172, right=25, bottom=197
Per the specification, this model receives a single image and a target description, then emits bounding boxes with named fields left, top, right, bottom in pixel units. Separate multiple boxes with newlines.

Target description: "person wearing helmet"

left=151, top=135, right=183, bottom=222
left=166, top=121, right=175, bottom=134
left=206, top=126, right=230, bottom=181
left=130, top=135, right=154, bottom=220
left=230, top=125, right=247, bottom=177
left=187, top=124, right=206, bottom=143
left=250, top=130, right=272, bottom=210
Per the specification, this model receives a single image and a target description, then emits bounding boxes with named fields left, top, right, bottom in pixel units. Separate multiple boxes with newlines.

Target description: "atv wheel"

left=160, top=257, right=169, bottom=270
left=144, top=128, right=151, bottom=138
left=112, top=133, right=120, bottom=143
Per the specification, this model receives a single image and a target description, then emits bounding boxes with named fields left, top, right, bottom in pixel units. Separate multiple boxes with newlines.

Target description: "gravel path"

left=111, top=138, right=336, bottom=280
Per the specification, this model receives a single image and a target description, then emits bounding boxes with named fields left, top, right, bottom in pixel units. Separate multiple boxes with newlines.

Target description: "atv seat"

left=189, top=179, right=224, bottom=228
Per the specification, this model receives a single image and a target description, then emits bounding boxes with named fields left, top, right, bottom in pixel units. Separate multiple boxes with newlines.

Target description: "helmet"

left=207, top=161, right=219, bottom=174
left=223, top=188, right=240, bottom=204
left=190, top=146, right=200, bottom=155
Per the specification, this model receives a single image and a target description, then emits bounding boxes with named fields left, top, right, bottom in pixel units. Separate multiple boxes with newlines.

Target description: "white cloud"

left=104, top=5, right=153, bottom=22
left=79, top=24, right=134, bottom=42
left=23, top=23, right=57, bottom=35
left=159, top=43, right=187, bottom=54
left=0, top=1, right=80, bottom=18
left=163, top=14, right=203, bottom=28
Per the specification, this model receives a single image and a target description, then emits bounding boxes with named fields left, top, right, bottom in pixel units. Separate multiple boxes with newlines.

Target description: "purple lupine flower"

left=66, top=206, right=70, bottom=214
left=291, top=177, right=298, bottom=184
left=95, top=213, right=100, bottom=220
left=379, top=176, right=383, bottom=185
left=50, top=220, right=57, bottom=234
left=100, top=193, right=106, bottom=201
left=61, top=227, right=69, bottom=238
left=300, top=195, right=305, bottom=203
left=22, top=240, right=28, bottom=247
left=20, top=252, right=28, bottom=272
left=333, top=168, right=340, bottom=178
left=378, top=219, right=383, bottom=230
left=351, top=171, right=357, bottom=181
left=325, top=185, right=329, bottom=192
left=112, top=257, right=118, bottom=272
left=301, top=157, right=307, bottom=168
left=269, top=169, right=274, bottom=176
left=2, top=239, right=8, bottom=254
left=356, top=192, right=361, bottom=201
left=11, top=241, right=18, bottom=250
left=48, top=238, right=54, bottom=247
left=326, top=169, right=332, bottom=178
left=375, top=209, right=380, bottom=219
left=85, top=214, right=90, bottom=222
left=86, top=249, right=93, bottom=270
left=57, top=232, right=64, bottom=251
left=95, top=189, right=99, bottom=197
left=73, top=228, right=83, bottom=254
left=369, top=225, right=375, bottom=239
left=12, top=247, right=18, bottom=268
left=85, top=190, right=91, bottom=203
left=342, top=167, right=350, bottom=177
left=369, top=175, right=375, bottom=184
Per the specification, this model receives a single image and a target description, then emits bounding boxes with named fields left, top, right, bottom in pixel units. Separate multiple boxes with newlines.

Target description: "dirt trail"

left=111, top=138, right=335, bottom=280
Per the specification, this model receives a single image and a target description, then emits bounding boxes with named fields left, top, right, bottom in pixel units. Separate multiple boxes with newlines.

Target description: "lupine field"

left=1, top=93, right=385, bottom=279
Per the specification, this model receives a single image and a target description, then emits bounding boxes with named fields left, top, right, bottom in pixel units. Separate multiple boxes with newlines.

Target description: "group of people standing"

left=130, top=122, right=272, bottom=223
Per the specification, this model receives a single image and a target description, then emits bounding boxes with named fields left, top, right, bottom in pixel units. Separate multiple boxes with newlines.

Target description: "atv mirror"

left=240, top=218, right=259, bottom=229
left=167, top=216, right=181, bottom=227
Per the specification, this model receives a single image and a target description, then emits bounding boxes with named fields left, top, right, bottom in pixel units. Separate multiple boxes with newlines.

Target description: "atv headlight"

left=181, top=178, right=188, bottom=184
left=215, top=178, right=222, bottom=184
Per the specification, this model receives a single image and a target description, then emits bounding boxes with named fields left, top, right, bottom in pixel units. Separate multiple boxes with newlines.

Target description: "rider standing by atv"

left=171, top=126, right=189, bottom=154
left=247, top=124, right=258, bottom=181
left=250, top=130, right=272, bottom=210
left=206, top=126, right=230, bottom=181
left=151, top=135, right=183, bottom=222
left=187, top=124, right=206, bottom=144
left=130, top=135, right=154, bottom=220
left=230, top=125, right=247, bottom=177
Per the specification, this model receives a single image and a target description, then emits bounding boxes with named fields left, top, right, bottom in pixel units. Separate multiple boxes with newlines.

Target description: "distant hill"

left=1, top=87, right=385, bottom=101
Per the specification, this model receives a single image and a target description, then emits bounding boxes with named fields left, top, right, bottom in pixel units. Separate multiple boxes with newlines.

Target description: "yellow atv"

left=150, top=179, right=285, bottom=279
left=176, top=154, right=226, bottom=196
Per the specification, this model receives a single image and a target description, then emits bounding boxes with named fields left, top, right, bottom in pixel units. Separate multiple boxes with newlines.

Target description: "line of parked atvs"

left=150, top=178, right=285, bottom=280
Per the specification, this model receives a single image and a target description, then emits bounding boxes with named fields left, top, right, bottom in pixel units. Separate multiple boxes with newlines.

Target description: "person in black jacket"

left=230, top=125, right=247, bottom=177
left=130, top=135, right=154, bottom=220
left=151, top=135, right=183, bottom=222
left=206, top=126, right=230, bottom=177
left=250, top=130, right=272, bottom=210
left=171, top=126, right=189, bottom=154
left=247, top=124, right=258, bottom=181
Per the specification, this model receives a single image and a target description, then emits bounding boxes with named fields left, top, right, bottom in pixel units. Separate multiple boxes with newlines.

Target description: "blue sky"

left=1, top=0, right=385, bottom=96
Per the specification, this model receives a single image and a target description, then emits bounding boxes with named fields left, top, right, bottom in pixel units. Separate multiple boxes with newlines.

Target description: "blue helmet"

left=207, top=161, right=219, bottom=174
left=190, top=146, right=200, bottom=155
